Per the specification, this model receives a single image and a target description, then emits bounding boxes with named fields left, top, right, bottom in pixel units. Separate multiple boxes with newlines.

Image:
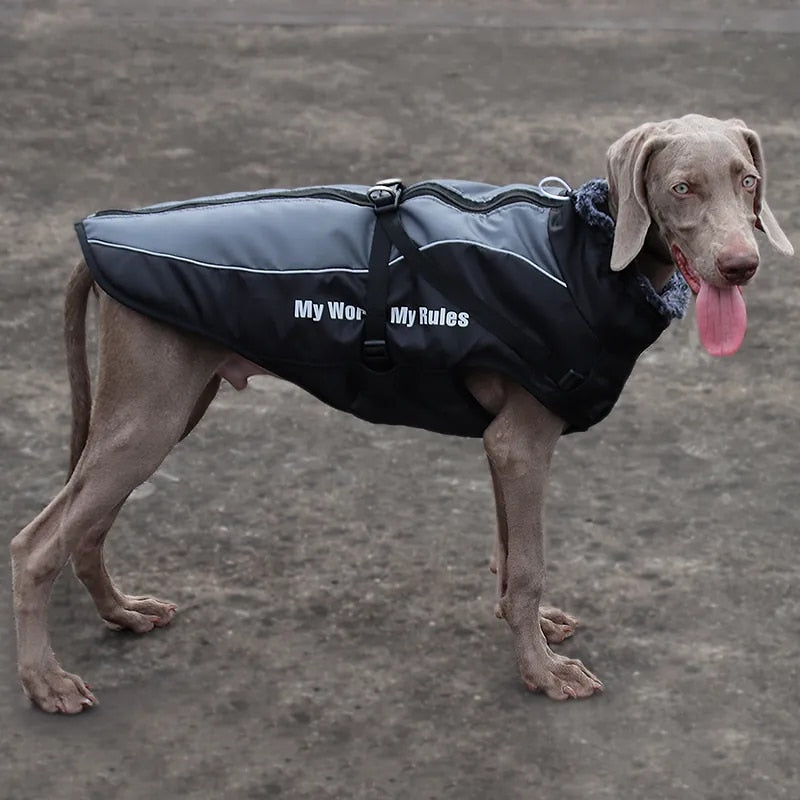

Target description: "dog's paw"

left=539, top=606, right=578, bottom=644
left=494, top=604, right=578, bottom=644
left=102, top=595, right=177, bottom=633
left=20, top=662, right=97, bottom=714
left=521, top=652, right=603, bottom=700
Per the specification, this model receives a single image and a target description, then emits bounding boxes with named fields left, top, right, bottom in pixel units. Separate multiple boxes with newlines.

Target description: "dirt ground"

left=1, top=2, right=799, bottom=798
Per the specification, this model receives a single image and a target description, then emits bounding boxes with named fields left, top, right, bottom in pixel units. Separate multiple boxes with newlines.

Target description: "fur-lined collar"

left=572, top=178, right=689, bottom=321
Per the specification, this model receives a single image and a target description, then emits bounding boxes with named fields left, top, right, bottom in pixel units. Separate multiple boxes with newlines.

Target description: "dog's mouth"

left=672, top=244, right=747, bottom=358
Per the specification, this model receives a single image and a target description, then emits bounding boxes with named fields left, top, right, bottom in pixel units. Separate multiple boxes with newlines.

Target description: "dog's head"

left=606, top=114, right=793, bottom=356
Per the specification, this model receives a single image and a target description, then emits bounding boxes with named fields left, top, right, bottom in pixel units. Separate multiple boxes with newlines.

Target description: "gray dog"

left=10, top=115, right=793, bottom=713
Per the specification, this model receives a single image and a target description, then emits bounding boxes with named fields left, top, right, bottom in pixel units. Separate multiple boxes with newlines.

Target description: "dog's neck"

left=634, top=230, right=676, bottom=293
left=605, top=191, right=675, bottom=293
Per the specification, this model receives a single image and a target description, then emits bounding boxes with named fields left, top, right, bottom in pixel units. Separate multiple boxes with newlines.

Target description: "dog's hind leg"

left=11, top=299, right=223, bottom=712
left=70, top=501, right=177, bottom=634
left=70, top=374, right=222, bottom=633
left=180, top=375, right=221, bottom=441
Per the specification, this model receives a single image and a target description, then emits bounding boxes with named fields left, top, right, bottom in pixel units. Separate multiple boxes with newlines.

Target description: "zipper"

left=92, top=187, right=373, bottom=217
left=92, top=182, right=563, bottom=218
left=401, top=181, right=564, bottom=211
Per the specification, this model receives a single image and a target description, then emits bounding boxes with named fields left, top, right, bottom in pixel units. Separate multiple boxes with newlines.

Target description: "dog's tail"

left=64, top=259, right=94, bottom=478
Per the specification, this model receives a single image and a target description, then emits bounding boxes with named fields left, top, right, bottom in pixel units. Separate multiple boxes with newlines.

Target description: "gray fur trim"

left=637, top=271, right=690, bottom=320
left=572, top=178, right=615, bottom=237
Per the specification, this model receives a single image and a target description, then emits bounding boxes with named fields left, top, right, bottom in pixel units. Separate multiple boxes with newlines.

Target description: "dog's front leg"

left=481, top=381, right=603, bottom=700
left=485, top=457, right=577, bottom=645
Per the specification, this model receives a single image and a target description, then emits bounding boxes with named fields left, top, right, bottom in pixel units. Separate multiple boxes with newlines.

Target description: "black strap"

left=362, top=215, right=393, bottom=370
left=361, top=179, right=406, bottom=371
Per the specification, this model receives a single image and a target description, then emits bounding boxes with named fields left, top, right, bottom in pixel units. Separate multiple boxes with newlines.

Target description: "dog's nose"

left=717, top=249, right=759, bottom=285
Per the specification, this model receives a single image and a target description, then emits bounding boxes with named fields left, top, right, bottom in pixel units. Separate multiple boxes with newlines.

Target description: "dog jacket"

left=75, top=178, right=688, bottom=437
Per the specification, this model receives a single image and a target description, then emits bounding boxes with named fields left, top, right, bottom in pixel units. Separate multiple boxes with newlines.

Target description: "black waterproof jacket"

left=76, top=179, right=682, bottom=437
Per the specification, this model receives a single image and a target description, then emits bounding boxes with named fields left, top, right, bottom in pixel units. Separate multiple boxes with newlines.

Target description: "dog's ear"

left=725, top=120, right=794, bottom=256
left=606, top=124, right=671, bottom=272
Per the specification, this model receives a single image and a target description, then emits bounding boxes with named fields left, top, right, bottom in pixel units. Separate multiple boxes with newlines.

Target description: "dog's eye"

left=672, top=182, right=690, bottom=195
left=742, top=175, right=758, bottom=190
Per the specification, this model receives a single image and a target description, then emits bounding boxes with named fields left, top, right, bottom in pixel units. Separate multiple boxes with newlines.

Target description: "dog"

left=10, top=115, right=793, bottom=713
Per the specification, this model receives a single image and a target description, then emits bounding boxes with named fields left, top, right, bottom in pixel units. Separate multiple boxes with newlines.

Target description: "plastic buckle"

left=367, top=178, right=404, bottom=214
left=362, top=338, right=392, bottom=370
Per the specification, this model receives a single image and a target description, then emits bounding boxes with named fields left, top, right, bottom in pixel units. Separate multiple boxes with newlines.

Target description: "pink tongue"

left=695, top=282, right=747, bottom=357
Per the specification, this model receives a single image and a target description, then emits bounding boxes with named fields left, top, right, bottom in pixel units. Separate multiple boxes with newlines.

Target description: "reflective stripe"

left=392, top=239, right=567, bottom=288
left=85, top=239, right=369, bottom=275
